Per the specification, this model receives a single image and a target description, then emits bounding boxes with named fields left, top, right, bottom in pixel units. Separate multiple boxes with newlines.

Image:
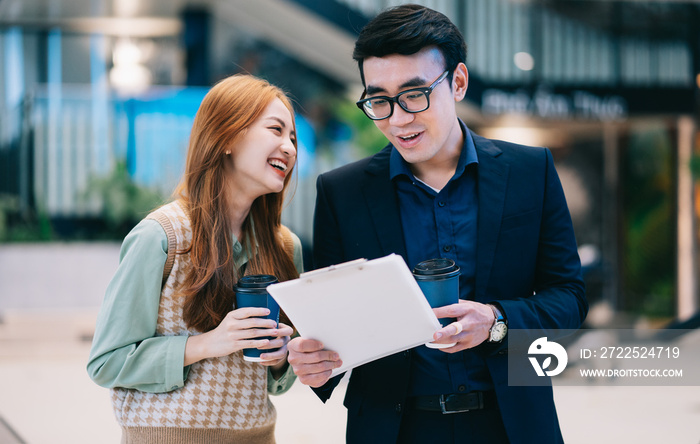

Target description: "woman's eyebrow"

left=266, top=116, right=287, bottom=127
left=267, top=116, right=295, bottom=140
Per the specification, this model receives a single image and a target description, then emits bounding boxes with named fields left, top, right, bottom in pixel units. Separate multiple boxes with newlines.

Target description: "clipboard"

left=267, top=254, right=441, bottom=376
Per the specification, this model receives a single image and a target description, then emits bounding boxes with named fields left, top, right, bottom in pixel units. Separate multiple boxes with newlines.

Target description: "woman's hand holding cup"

left=259, top=322, right=293, bottom=365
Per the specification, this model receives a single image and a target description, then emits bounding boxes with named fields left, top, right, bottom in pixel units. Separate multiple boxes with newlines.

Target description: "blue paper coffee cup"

left=413, top=258, right=461, bottom=319
left=413, top=259, right=460, bottom=349
left=234, top=274, right=280, bottom=362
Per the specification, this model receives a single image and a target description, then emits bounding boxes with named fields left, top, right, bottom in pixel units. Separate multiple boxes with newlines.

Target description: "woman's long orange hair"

left=175, top=74, right=299, bottom=332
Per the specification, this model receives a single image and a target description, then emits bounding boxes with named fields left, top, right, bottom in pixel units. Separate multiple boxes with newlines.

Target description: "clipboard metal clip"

left=300, top=258, right=369, bottom=281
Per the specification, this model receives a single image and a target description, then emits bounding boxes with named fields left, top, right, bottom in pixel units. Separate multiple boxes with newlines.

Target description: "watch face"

left=491, top=323, right=507, bottom=341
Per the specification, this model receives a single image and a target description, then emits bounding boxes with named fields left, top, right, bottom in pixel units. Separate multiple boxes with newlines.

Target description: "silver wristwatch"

left=487, top=304, right=507, bottom=342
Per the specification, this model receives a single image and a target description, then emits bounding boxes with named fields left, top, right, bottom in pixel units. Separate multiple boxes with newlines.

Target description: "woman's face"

left=226, top=97, right=297, bottom=200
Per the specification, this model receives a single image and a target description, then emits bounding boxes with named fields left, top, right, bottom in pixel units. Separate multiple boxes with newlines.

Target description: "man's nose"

left=388, top=104, right=415, bottom=127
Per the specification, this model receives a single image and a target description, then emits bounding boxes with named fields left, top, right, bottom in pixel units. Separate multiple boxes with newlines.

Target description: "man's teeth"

left=400, top=133, right=419, bottom=141
left=269, top=160, right=287, bottom=172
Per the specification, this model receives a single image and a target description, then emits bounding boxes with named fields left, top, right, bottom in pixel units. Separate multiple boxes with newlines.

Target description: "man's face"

left=362, top=47, right=467, bottom=168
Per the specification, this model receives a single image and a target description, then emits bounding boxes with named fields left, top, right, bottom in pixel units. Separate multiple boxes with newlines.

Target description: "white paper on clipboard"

left=267, top=254, right=441, bottom=376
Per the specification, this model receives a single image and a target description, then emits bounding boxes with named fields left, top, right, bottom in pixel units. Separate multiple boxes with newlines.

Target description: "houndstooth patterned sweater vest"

left=111, top=200, right=277, bottom=444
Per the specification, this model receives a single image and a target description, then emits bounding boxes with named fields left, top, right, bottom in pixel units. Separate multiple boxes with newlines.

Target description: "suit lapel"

left=473, top=135, right=509, bottom=301
left=361, top=147, right=408, bottom=262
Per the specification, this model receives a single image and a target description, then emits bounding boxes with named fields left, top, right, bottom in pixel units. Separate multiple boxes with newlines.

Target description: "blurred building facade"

left=0, top=0, right=698, bottom=322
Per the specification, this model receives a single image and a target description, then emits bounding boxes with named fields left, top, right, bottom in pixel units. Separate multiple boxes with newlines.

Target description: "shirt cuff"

left=165, top=335, right=190, bottom=391
left=267, top=362, right=297, bottom=396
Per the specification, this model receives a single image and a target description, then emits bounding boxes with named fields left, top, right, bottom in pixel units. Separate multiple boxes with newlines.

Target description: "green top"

left=87, top=218, right=303, bottom=395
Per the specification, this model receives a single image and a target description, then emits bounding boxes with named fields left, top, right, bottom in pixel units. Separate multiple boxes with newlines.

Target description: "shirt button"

left=443, top=245, right=451, bottom=252
left=438, top=201, right=446, bottom=207
left=458, top=385, right=466, bottom=392
left=395, top=403, right=403, bottom=413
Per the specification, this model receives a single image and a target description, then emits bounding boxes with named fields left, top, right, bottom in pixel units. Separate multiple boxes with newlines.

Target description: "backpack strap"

left=146, top=211, right=177, bottom=287
left=144, top=217, right=293, bottom=289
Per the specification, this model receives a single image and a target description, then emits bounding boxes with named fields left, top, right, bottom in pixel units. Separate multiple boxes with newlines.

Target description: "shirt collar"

left=390, top=119, right=478, bottom=182
left=233, top=216, right=257, bottom=271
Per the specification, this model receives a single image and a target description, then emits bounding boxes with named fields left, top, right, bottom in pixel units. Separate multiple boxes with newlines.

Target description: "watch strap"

left=490, top=304, right=505, bottom=323
left=487, top=304, right=507, bottom=342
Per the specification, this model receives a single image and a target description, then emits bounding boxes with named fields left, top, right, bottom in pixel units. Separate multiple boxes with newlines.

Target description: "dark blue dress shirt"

left=390, top=120, right=493, bottom=396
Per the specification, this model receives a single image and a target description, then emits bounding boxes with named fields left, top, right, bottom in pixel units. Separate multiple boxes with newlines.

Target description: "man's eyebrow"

left=365, top=85, right=386, bottom=96
left=399, top=77, right=428, bottom=89
left=365, top=77, right=428, bottom=96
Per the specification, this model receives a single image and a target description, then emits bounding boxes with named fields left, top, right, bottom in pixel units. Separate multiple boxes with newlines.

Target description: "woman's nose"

left=282, top=142, right=296, bottom=158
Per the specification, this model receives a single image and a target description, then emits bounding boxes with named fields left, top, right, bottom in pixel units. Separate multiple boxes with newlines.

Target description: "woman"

left=88, top=74, right=302, bottom=443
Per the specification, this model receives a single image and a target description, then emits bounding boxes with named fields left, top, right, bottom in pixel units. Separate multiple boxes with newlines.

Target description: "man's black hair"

left=353, top=4, right=467, bottom=86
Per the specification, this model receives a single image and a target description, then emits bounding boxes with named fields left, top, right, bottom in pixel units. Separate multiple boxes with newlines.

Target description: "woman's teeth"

left=269, top=160, right=287, bottom=172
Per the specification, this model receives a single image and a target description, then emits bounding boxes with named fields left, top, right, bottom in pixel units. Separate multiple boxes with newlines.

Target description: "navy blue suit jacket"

left=311, top=131, right=588, bottom=444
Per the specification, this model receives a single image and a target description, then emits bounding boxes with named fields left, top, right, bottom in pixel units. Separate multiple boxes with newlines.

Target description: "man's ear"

left=452, top=63, right=468, bottom=102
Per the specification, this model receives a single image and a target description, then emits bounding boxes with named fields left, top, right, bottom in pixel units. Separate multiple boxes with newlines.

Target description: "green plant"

left=0, top=194, right=18, bottom=241
left=84, top=161, right=167, bottom=236
left=0, top=194, right=54, bottom=242
left=691, top=153, right=700, bottom=178
left=333, top=98, right=387, bottom=157
left=621, top=126, right=675, bottom=318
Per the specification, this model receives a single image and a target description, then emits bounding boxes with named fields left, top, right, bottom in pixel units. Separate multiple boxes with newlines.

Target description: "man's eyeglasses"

left=356, top=71, right=449, bottom=121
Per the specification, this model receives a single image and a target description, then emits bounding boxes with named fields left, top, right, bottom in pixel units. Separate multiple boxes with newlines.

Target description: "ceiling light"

left=514, top=52, right=535, bottom=71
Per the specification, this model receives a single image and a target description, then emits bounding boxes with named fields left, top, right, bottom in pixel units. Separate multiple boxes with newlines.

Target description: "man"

left=287, top=4, right=587, bottom=444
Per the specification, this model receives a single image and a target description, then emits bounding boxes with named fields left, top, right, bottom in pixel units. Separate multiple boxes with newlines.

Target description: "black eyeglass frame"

left=356, top=70, right=450, bottom=120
